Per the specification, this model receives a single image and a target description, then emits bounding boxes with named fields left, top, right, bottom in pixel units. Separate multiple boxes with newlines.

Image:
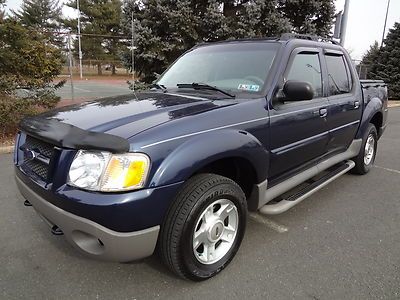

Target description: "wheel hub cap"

left=208, top=221, right=224, bottom=241
left=364, top=134, right=375, bottom=165
left=193, top=199, right=239, bottom=265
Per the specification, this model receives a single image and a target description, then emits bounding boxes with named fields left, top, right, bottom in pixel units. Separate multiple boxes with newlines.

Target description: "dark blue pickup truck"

left=14, top=34, right=388, bottom=280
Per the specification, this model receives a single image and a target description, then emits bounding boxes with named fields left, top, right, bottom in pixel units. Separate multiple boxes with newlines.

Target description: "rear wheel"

left=351, top=124, right=378, bottom=175
left=159, top=173, right=247, bottom=281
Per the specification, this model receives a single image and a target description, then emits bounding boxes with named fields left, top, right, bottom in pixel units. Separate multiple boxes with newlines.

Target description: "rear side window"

left=325, top=55, right=352, bottom=95
left=287, top=53, right=323, bottom=98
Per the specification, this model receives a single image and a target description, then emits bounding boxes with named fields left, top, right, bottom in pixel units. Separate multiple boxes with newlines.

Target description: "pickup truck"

left=14, top=34, right=388, bottom=281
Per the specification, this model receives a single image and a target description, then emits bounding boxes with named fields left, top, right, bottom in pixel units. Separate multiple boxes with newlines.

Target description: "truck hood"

left=38, top=92, right=234, bottom=139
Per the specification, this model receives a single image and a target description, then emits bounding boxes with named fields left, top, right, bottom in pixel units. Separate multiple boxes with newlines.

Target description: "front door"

left=268, top=48, right=329, bottom=181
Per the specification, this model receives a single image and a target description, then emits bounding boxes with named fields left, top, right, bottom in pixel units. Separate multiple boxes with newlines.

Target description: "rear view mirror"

left=283, top=80, right=314, bottom=101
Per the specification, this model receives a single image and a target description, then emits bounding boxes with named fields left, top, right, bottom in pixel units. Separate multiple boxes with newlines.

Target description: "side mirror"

left=283, top=80, right=314, bottom=101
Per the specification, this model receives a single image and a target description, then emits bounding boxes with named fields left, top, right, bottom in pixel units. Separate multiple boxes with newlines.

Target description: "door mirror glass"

left=283, top=80, right=314, bottom=101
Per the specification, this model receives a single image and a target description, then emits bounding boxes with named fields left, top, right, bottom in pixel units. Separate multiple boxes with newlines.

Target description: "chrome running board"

left=259, top=160, right=355, bottom=215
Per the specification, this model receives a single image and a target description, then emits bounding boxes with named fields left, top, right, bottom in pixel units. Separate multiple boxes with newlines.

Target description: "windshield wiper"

left=177, top=82, right=235, bottom=98
left=152, top=83, right=167, bottom=91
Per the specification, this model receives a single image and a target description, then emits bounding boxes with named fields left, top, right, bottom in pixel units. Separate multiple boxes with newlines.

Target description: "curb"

left=0, top=145, right=14, bottom=154
left=388, top=100, right=400, bottom=108
left=388, top=103, right=400, bottom=108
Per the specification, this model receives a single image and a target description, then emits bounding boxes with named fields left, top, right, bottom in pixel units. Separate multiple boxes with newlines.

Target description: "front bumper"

left=16, top=175, right=159, bottom=262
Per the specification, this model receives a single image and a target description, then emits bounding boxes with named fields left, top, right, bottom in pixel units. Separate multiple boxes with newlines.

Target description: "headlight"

left=68, top=150, right=150, bottom=192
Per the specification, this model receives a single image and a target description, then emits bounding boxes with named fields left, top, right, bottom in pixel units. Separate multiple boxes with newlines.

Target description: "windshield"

left=157, top=42, right=279, bottom=95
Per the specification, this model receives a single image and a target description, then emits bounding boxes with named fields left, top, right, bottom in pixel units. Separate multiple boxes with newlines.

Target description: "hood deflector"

left=20, top=117, right=130, bottom=153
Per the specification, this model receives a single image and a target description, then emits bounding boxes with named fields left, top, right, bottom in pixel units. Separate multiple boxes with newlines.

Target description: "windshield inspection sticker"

left=238, top=84, right=260, bottom=92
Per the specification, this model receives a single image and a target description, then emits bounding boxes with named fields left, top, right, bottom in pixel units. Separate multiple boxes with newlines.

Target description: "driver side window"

left=287, top=53, right=323, bottom=98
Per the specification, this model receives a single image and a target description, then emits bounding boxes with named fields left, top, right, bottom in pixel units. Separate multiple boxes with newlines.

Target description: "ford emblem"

left=24, top=149, right=37, bottom=161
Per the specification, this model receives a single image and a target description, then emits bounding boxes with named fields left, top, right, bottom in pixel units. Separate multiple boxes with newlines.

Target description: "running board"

left=259, top=160, right=355, bottom=215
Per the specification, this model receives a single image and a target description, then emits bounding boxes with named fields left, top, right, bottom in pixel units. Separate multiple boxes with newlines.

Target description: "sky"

left=4, top=0, right=400, bottom=60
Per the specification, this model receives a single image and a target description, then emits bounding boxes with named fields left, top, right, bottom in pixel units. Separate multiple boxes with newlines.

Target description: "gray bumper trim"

left=16, top=176, right=159, bottom=262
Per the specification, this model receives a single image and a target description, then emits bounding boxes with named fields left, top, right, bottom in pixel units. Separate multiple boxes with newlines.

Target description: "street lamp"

left=340, top=0, right=350, bottom=46
left=77, top=0, right=83, bottom=79
left=381, top=0, right=391, bottom=46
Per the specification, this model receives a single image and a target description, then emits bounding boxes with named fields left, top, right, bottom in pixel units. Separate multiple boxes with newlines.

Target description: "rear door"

left=323, top=50, right=362, bottom=154
left=268, top=48, right=330, bottom=180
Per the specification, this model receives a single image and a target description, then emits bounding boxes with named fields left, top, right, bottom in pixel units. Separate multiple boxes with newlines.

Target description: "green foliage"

left=362, top=23, right=400, bottom=99
left=122, top=0, right=335, bottom=82
left=63, top=0, right=124, bottom=75
left=0, top=19, right=64, bottom=92
left=12, top=0, right=62, bottom=30
left=361, top=41, right=380, bottom=67
left=0, top=93, right=60, bottom=138
left=278, top=0, right=335, bottom=36
left=0, top=19, right=63, bottom=137
left=127, top=80, right=150, bottom=91
left=0, top=0, right=5, bottom=20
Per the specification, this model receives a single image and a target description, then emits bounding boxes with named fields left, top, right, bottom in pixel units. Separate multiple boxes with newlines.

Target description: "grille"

left=22, top=136, right=55, bottom=180
left=25, top=136, right=54, bottom=158
left=24, top=159, right=49, bottom=178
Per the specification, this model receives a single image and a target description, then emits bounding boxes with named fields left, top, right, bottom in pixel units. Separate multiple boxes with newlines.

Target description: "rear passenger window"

left=287, top=52, right=323, bottom=98
left=325, top=55, right=352, bottom=95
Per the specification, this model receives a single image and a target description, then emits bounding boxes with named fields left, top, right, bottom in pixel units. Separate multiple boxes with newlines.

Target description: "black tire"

left=351, top=123, right=378, bottom=175
left=159, top=173, right=247, bottom=281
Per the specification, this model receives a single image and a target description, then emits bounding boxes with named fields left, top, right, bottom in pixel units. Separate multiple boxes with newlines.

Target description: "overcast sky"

left=5, top=0, right=400, bottom=60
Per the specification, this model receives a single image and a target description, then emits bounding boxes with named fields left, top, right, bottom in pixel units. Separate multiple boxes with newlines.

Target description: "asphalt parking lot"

left=56, top=79, right=131, bottom=102
left=1, top=108, right=399, bottom=299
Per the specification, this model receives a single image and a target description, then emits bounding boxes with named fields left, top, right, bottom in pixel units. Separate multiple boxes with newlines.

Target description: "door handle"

left=354, top=101, right=360, bottom=109
left=319, top=108, right=328, bottom=118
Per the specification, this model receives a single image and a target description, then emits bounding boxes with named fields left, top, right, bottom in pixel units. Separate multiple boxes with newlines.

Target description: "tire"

left=351, top=123, right=378, bottom=175
left=159, top=173, right=247, bottom=281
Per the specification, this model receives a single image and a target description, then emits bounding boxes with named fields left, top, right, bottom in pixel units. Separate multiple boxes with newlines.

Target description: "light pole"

left=340, top=0, right=350, bottom=46
left=67, top=32, right=75, bottom=101
left=77, top=0, right=83, bottom=79
left=131, top=10, right=135, bottom=91
left=381, top=0, right=391, bottom=46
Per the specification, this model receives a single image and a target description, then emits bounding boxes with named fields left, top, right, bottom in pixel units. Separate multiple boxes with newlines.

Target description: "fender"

left=148, top=129, right=269, bottom=187
left=355, top=96, right=384, bottom=140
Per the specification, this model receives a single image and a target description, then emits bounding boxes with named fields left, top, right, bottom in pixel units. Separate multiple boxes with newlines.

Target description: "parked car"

left=14, top=34, right=388, bottom=281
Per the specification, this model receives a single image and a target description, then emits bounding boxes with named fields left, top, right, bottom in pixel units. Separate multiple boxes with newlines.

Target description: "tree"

left=63, top=0, right=124, bottom=75
left=359, top=41, right=380, bottom=79
left=362, top=23, right=400, bottom=99
left=12, top=0, right=64, bottom=47
left=361, top=41, right=380, bottom=66
left=278, top=0, right=335, bottom=37
left=12, top=0, right=62, bottom=30
left=0, top=20, right=63, bottom=92
left=122, top=0, right=335, bottom=82
left=0, top=19, right=64, bottom=137
left=0, top=0, right=6, bottom=20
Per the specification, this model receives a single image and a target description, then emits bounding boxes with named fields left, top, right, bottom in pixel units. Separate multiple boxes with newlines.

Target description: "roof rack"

left=279, top=33, right=340, bottom=45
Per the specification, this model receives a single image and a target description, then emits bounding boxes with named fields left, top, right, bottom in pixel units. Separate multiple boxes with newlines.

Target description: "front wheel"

left=159, top=173, right=247, bottom=281
left=351, top=123, right=378, bottom=175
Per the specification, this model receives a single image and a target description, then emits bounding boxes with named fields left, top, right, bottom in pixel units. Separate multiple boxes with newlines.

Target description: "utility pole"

left=381, top=0, right=391, bottom=46
left=131, top=10, right=135, bottom=91
left=67, top=32, right=75, bottom=101
left=77, top=0, right=83, bottom=79
left=340, top=0, right=350, bottom=46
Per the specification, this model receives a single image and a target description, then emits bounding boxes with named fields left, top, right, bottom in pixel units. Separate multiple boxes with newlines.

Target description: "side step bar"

left=259, top=160, right=355, bottom=215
